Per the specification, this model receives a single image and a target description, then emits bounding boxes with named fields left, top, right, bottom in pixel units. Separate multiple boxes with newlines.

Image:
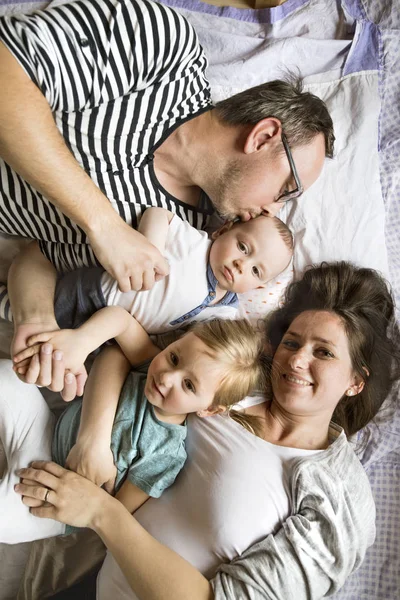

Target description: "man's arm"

left=0, top=41, right=168, bottom=293
left=8, top=241, right=58, bottom=335
left=7, top=241, right=87, bottom=397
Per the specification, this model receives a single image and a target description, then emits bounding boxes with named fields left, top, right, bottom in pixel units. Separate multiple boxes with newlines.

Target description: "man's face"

left=209, top=133, right=326, bottom=220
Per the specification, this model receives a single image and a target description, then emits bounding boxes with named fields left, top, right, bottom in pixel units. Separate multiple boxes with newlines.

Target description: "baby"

left=1, top=319, right=265, bottom=543
left=12, top=208, right=292, bottom=374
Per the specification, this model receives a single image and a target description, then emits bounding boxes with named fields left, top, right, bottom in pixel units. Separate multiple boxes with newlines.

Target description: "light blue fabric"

left=52, top=364, right=187, bottom=498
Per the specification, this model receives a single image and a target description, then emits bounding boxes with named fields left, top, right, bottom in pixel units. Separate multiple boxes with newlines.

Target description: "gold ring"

left=44, top=489, right=50, bottom=503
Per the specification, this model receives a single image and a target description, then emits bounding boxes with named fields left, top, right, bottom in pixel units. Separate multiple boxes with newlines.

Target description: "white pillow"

left=235, top=71, right=387, bottom=321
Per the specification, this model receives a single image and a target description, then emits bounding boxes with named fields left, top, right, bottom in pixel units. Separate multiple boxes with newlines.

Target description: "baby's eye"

left=238, top=241, right=248, bottom=254
left=184, top=379, right=195, bottom=393
left=252, top=266, right=261, bottom=278
left=170, top=352, right=179, bottom=366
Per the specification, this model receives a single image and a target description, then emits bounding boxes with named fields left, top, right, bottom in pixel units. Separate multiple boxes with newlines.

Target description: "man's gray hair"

left=215, top=77, right=335, bottom=158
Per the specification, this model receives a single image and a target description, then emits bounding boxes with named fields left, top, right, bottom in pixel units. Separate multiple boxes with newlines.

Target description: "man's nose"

left=262, top=203, right=282, bottom=218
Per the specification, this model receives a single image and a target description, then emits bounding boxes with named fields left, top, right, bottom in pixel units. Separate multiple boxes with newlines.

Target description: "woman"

left=14, top=262, right=400, bottom=600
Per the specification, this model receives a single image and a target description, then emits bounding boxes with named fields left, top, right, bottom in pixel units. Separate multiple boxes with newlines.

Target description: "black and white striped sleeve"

left=0, top=0, right=204, bottom=112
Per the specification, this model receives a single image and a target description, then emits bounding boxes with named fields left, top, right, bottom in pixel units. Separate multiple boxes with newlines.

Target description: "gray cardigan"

left=212, top=424, right=375, bottom=599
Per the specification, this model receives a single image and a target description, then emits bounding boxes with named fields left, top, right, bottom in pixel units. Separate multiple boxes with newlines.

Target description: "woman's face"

left=272, top=310, right=360, bottom=419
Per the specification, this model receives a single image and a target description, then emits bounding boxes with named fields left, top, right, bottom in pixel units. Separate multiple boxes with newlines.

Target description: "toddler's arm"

left=138, top=207, right=174, bottom=254
left=14, top=306, right=159, bottom=373
left=65, top=344, right=130, bottom=491
left=115, top=480, right=150, bottom=514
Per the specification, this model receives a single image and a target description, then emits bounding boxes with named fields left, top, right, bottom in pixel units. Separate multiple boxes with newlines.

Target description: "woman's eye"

left=184, top=379, right=195, bottom=393
left=238, top=241, right=248, bottom=254
left=282, top=339, right=298, bottom=349
left=317, top=348, right=334, bottom=359
left=170, top=352, right=178, bottom=366
left=252, top=266, right=261, bottom=278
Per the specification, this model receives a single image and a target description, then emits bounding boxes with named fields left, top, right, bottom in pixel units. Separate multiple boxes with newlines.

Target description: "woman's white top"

left=97, top=403, right=322, bottom=599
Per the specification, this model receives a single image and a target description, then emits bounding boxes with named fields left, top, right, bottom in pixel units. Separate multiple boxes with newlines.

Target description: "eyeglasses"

left=274, top=133, right=304, bottom=203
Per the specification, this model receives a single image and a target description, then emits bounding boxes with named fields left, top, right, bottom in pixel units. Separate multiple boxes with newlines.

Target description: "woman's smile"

left=282, top=373, right=313, bottom=387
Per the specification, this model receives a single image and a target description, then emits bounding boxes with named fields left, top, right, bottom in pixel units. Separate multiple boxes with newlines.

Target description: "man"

left=0, top=0, right=333, bottom=395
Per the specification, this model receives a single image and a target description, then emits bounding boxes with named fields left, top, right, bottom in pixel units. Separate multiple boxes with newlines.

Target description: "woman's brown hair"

left=265, top=261, right=400, bottom=436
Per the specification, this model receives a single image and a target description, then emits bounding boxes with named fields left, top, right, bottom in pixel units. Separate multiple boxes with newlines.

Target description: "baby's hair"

left=273, top=217, right=294, bottom=254
left=189, top=319, right=266, bottom=415
left=234, top=215, right=293, bottom=254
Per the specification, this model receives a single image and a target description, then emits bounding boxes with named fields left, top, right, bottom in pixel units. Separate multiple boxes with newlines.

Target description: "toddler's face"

left=145, top=333, right=225, bottom=418
left=209, top=217, right=292, bottom=294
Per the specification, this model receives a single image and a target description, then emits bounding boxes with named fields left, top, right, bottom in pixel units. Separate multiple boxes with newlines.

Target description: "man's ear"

left=211, top=220, right=235, bottom=240
left=196, top=405, right=227, bottom=418
left=244, top=117, right=282, bottom=155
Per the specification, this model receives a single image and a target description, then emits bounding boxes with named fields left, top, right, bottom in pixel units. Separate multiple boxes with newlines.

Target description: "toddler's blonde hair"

left=190, top=319, right=267, bottom=432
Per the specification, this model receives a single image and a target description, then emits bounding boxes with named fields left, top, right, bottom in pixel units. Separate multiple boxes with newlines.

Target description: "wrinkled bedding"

left=0, top=0, right=399, bottom=598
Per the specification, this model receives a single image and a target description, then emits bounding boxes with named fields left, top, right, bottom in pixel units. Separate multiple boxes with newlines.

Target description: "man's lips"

left=223, top=266, right=234, bottom=282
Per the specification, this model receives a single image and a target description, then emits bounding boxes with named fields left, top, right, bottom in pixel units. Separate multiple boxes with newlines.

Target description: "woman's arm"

left=96, top=490, right=214, bottom=600
left=15, top=462, right=214, bottom=600
left=15, top=447, right=374, bottom=600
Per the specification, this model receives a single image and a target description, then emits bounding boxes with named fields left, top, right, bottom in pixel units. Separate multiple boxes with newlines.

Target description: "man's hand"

left=66, top=438, right=117, bottom=494
left=88, top=220, right=169, bottom=293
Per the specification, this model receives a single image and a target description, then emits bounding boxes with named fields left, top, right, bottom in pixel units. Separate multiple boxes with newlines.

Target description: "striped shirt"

left=0, top=0, right=213, bottom=271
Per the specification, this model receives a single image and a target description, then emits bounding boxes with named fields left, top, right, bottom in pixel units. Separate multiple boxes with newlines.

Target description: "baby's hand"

left=13, top=329, right=89, bottom=377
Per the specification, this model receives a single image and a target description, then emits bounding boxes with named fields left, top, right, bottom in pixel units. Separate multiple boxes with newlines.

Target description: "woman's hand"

left=15, top=461, right=111, bottom=529
left=66, top=439, right=117, bottom=494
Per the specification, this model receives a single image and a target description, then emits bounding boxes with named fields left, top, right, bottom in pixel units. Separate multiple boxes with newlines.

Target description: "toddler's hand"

left=11, top=323, right=87, bottom=399
left=11, top=321, right=59, bottom=377
left=66, top=439, right=117, bottom=494
left=13, top=328, right=89, bottom=377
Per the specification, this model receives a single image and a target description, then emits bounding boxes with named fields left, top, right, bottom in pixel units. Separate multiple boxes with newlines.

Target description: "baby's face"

left=145, top=333, right=225, bottom=418
left=209, top=217, right=292, bottom=294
